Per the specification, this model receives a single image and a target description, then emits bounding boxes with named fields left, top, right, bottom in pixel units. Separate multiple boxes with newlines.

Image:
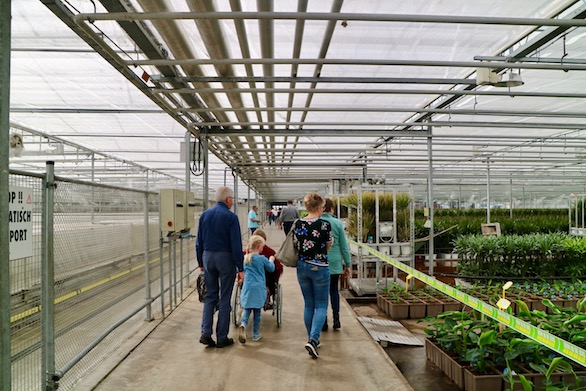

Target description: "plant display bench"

left=463, top=368, right=503, bottom=391
left=425, top=339, right=465, bottom=389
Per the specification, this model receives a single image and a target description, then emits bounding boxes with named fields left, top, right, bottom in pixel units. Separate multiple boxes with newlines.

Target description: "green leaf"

left=529, top=362, right=546, bottom=375
left=545, top=357, right=567, bottom=380
left=542, top=299, right=562, bottom=315
left=563, top=314, right=586, bottom=327
left=517, top=374, right=533, bottom=391
left=478, top=330, right=497, bottom=347
left=578, top=297, right=586, bottom=313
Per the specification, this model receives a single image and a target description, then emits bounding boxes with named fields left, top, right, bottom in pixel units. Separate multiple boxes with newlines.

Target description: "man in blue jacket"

left=196, top=187, right=244, bottom=348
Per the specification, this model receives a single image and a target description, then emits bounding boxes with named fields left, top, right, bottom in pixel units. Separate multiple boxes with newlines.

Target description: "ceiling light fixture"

left=493, top=71, right=524, bottom=88
left=476, top=68, right=524, bottom=88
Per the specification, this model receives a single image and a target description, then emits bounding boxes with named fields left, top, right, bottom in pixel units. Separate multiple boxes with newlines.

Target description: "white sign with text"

left=9, top=186, right=33, bottom=260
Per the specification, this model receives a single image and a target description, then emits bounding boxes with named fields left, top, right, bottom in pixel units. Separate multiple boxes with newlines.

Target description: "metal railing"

left=8, top=163, right=198, bottom=391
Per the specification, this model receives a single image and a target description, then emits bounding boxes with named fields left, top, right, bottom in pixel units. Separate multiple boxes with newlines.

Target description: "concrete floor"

left=78, top=225, right=414, bottom=391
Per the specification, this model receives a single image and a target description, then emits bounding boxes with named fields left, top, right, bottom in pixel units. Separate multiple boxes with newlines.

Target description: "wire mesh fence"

left=9, top=170, right=197, bottom=391
left=9, top=173, right=43, bottom=391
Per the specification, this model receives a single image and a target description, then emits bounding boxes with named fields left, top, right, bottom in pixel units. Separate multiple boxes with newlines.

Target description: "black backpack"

left=196, top=274, right=206, bottom=303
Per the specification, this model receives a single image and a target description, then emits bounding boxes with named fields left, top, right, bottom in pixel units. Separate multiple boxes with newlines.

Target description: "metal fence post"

left=0, top=1, right=12, bottom=388
left=144, top=192, right=152, bottom=321
left=168, top=238, right=174, bottom=310
left=159, top=238, right=165, bottom=319
left=180, top=236, right=184, bottom=300
left=42, top=161, right=58, bottom=390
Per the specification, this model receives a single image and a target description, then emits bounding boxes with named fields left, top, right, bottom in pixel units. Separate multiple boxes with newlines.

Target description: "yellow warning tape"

left=354, top=241, right=586, bottom=367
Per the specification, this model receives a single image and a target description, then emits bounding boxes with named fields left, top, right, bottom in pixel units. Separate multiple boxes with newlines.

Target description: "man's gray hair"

left=215, top=187, right=234, bottom=202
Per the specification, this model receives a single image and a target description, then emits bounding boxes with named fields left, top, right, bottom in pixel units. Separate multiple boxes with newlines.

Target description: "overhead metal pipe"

left=474, top=55, right=586, bottom=65
left=233, top=162, right=366, bottom=167
left=197, top=120, right=586, bottom=130
left=175, top=106, right=586, bottom=119
left=155, top=86, right=586, bottom=99
left=40, top=133, right=586, bottom=143
left=128, top=56, right=586, bottom=71
left=75, top=11, right=586, bottom=28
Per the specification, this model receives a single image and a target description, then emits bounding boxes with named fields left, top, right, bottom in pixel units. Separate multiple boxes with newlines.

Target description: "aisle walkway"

left=83, top=224, right=413, bottom=391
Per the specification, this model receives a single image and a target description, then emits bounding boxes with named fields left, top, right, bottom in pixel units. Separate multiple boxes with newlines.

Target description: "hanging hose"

left=189, top=133, right=205, bottom=177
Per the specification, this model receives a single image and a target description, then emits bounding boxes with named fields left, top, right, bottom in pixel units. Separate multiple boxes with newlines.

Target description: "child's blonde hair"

left=244, top=235, right=265, bottom=265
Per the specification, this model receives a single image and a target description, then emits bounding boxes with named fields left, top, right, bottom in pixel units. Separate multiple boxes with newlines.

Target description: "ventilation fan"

left=9, top=133, right=24, bottom=157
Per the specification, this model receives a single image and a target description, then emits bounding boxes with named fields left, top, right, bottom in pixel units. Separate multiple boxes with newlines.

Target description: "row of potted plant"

left=377, top=284, right=462, bottom=320
left=454, top=233, right=586, bottom=278
left=457, top=281, right=586, bottom=314
left=378, top=280, right=586, bottom=320
left=423, top=297, right=586, bottom=391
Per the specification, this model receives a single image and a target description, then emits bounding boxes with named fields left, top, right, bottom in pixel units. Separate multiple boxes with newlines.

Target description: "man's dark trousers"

left=283, top=221, right=294, bottom=235
left=201, top=251, right=236, bottom=341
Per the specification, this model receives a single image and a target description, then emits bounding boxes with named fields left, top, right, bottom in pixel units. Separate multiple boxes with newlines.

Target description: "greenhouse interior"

left=2, top=1, right=586, bottom=390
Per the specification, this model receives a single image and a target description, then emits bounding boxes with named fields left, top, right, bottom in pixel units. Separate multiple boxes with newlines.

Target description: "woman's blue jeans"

left=296, top=261, right=330, bottom=343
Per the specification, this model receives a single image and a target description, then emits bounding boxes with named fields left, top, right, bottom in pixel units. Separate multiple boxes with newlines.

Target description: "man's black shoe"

left=199, top=335, right=216, bottom=347
left=216, top=338, right=234, bottom=348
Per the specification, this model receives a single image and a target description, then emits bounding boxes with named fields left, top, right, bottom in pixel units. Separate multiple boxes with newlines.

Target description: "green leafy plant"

left=528, top=357, right=577, bottom=391
left=454, top=233, right=586, bottom=278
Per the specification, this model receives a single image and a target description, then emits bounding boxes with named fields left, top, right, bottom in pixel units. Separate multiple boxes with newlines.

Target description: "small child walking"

left=239, top=235, right=275, bottom=343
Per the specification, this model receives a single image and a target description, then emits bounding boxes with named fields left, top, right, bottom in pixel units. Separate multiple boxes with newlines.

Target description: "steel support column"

left=509, top=177, right=513, bottom=219
left=0, top=0, right=11, bottom=388
left=487, top=160, right=492, bottom=223
left=42, top=162, right=57, bottom=390
left=426, top=127, right=435, bottom=277
left=233, top=171, right=239, bottom=217
left=144, top=171, right=152, bottom=321
left=185, top=132, right=191, bottom=193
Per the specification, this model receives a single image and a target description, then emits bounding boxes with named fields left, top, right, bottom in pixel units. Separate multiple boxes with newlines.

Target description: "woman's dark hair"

left=324, top=198, right=334, bottom=212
